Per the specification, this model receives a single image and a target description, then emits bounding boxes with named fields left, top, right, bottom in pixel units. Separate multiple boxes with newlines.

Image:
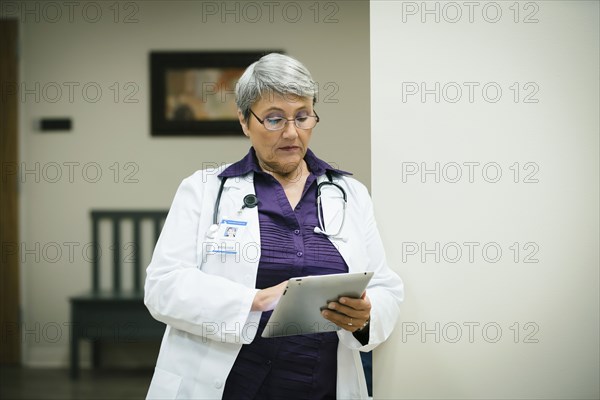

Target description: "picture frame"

left=150, top=51, right=282, bottom=136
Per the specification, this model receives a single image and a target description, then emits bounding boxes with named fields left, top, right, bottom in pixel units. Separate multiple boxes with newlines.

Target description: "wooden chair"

left=69, top=210, right=168, bottom=379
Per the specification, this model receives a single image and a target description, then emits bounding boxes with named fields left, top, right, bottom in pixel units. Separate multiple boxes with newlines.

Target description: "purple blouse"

left=220, top=148, right=351, bottom=400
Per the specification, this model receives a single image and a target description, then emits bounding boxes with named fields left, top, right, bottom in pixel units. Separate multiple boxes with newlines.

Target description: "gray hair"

left=236, top=53, right=318, bottom=122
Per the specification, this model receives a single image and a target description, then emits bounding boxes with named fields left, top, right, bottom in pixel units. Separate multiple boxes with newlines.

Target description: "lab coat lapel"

left=316, top=174, right=356, bottom=271
left=316, top=175, right=345, bottom=231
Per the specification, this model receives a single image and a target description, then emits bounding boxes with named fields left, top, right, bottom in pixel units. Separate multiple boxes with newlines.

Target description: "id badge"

left=208, top=218, right=248, bottom=255
left=218, top=218, right=247, bottom=239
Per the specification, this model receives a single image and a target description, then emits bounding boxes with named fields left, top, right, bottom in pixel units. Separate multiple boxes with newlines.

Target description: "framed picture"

left=150, top=51, right=281, bottom=136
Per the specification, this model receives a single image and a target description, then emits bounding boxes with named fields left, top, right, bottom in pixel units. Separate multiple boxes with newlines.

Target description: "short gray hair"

left=236, top=53, right=318, bottom=122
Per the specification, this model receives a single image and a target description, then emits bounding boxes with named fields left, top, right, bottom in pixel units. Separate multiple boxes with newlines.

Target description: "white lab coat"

left=144, top=165, right=404, bottom=399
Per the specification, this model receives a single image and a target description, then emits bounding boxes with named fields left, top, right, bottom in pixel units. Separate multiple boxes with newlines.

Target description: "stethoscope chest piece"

left=212, top=177, right=260, bottom=226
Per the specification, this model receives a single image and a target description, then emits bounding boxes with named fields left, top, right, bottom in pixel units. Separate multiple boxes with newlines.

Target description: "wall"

left=371, top=1, right=599, bottom=399
left=13, top=0, right=371, bottom=367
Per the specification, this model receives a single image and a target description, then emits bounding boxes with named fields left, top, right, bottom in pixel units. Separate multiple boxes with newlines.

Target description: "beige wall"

left=16, top=0, right=370, bottom=366
left=372, top=1, right=599, bottom=399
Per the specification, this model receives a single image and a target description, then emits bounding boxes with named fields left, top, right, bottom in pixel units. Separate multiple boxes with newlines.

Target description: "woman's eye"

left=265, top=117, right=283, bottom=126
left=295, top=116, right=308, bottom=122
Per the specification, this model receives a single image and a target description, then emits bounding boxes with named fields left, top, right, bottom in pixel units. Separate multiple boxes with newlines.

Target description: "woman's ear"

left=238, top=110, right=250, bottom=137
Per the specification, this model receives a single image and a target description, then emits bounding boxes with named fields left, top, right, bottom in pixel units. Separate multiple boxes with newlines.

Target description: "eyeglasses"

left=249, top=109, right=320, bottom=131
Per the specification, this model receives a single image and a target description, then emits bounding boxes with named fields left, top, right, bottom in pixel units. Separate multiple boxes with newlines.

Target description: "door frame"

left=0, top=18, right=21, bottom=365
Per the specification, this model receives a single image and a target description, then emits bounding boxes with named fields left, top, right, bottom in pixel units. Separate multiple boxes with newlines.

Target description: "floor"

left=0, top=366, right=152, bottom=400
left=1, top=354, right=373, bottom=399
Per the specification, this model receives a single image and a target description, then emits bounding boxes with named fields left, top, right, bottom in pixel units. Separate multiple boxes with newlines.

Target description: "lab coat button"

left=214, top=380, right=223, bottom=389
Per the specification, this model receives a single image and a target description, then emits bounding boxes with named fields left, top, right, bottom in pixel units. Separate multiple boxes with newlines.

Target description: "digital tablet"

left=261, top=271, right=374, bottom=338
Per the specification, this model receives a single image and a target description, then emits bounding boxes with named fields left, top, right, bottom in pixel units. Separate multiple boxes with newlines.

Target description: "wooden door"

left=0, top=19, right=21, bottom=365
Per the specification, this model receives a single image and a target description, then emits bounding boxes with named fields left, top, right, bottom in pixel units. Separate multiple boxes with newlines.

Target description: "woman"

left=144, top=53, right=403, bottom=399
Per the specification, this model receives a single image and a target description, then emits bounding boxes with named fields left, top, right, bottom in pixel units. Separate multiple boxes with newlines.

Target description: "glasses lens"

left=264, top=118, right=285, bottom=131
left=295, top=116, right=317, bottom=130
left=260, top=115, right=318, bottom=131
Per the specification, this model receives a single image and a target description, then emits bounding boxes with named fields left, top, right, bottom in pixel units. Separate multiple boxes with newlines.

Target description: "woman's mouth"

left=279, top=146, right=300, bottom=151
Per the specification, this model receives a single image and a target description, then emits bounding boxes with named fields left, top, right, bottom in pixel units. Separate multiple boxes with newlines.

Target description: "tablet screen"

left=262, top=271, right=373, bottom=338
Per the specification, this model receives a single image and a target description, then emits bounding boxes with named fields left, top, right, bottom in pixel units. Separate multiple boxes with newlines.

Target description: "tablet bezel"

left=261, top=271, right=374, bottom=338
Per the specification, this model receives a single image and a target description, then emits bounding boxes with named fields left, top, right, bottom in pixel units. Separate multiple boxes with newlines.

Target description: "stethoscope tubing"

left=211, top=172, right=347, bottom=238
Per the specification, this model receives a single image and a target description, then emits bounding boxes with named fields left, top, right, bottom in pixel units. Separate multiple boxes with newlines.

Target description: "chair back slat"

left=92, top=218, right=100, bottom=292
left=133, top=218, right=141, bottom=291
left=112, top=218, right=121, bottom=292
left=153, top=219, right=161, bottom=245
left=90, top=210, right=168, bottom=293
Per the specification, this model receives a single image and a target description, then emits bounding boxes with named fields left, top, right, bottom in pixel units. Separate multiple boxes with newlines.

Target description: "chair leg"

left=70, top=330, right=79, bottom=379
left=92, top=340, right=101, bottom=369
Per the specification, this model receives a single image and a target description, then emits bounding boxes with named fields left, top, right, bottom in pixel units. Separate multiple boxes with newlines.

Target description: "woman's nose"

left=281, top=120, right=299, bottom=139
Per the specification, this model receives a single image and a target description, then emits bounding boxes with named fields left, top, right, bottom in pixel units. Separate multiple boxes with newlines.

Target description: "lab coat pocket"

left=146, top=367, right=183, bottom=399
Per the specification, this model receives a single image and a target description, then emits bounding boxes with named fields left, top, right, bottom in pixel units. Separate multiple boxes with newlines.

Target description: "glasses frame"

left=249, top=109, right=320, bottom=131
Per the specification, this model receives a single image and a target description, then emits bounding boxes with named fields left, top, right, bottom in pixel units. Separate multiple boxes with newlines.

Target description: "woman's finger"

left=325, top=302, right=369, bottom=320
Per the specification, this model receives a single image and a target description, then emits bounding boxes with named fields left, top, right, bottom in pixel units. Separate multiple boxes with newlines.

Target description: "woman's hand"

left=251, top=281, right=288, bottom=312
left=321, top=291, right=371, bottom=333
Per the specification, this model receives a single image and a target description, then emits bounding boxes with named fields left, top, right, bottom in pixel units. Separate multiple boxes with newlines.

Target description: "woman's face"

left=239, top=93, right=315, bottom=179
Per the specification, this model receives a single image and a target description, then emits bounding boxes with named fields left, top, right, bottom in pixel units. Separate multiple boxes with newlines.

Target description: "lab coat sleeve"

left=144, top=172, right=261, bottom=345
left=337, top=181, right=404, bottom=352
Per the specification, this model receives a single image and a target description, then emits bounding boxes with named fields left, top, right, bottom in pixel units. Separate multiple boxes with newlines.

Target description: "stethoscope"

left=207, top=171, right=347, bottom=240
